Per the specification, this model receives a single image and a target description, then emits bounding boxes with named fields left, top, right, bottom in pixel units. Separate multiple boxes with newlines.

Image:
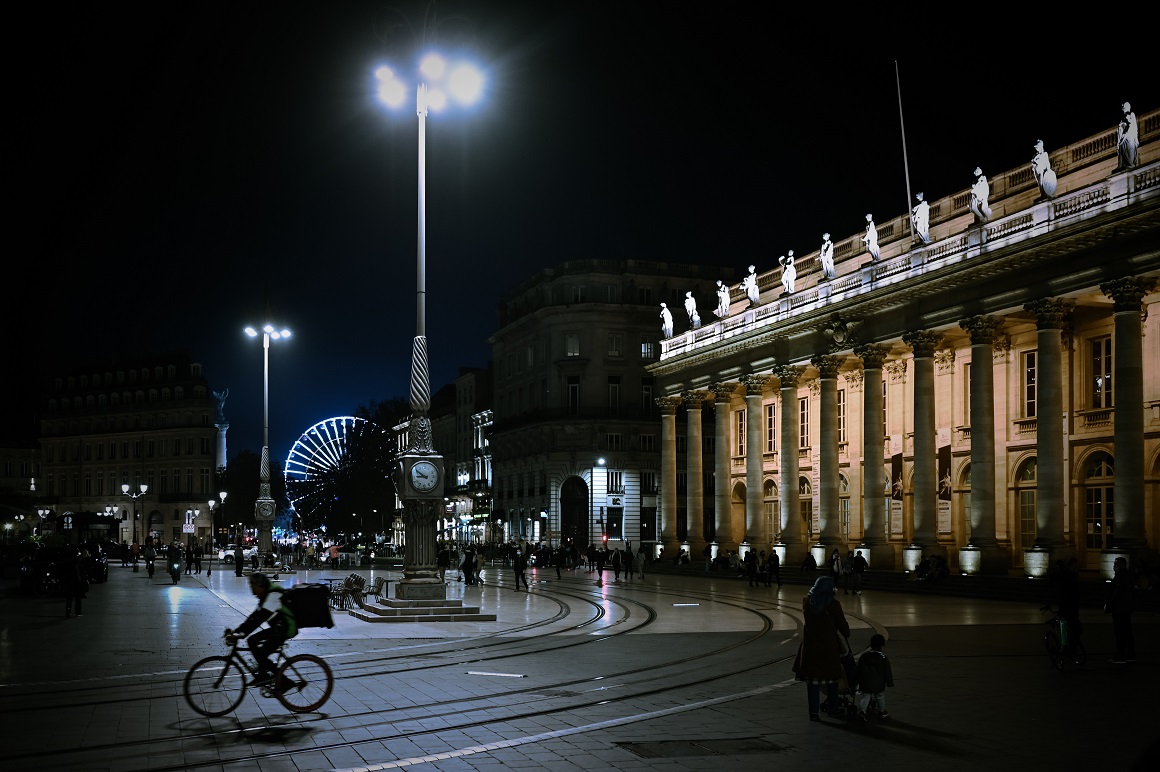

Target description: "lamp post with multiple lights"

left=375, top=40, right=484, bottom=601
left=206, top=491, right=226, bottom=576
left=245, top=324, right=290, bottom=568
left=122, top=483, right=148, bottom=544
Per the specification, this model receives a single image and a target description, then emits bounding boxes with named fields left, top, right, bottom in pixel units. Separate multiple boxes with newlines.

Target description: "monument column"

left=684, top=390, right=708, bottom=558
left=1023, top=298, right=1075, bottom=576
left=658, top=396, right=684, bottom=556
left=812, top=354, right=842, bottom=552
left=854, top=343, right=893, bottom=568
left=1100, top=278, right=1155, bottom=574
left=902, top=330, right=944, bottom=567
left=958, top=315, right=1009, bottom=574
left=741, top=374, right=769, bottom=548
left=712, top=382, right=738, bottom=552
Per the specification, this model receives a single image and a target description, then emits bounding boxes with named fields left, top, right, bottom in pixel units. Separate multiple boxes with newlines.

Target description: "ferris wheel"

left=283, top=416, right=391, bottom=524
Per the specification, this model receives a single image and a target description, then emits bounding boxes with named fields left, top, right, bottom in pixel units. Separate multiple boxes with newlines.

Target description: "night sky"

left=8, top=2, right=1152, bottom=465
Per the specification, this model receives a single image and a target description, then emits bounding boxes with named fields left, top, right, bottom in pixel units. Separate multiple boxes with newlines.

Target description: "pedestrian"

left=638, top=548, right=646, bottom=579
left=624, top=543, right=635, bottom=584
left=745, top=548, right=759, bottom=587
left=855, top=633, right=894, bottom=721
left=462, top=546, right=476, bottom=586
left=437, top=545, right=449, bottom=583
left=703, top=543, right=713, bottom=572
left=62, top=546, right=89, bottom=618
left=828, top=548, right=842, bottom=581
left=234, top=543, right=244, bottom=577
left=1104, top=556, right=1136, bottom=663
left=120, top=540, right=130, bottom=568
left=327, top=542, right=341, bottom=569
left=841, top=550, right=855, bottom=594
left=475, top=549, right=485, bottom=585
left=791, top=576, right=851, bottom=721
left=612, top=547, right=622, bottom=581
left=513, top=548, right=529, bottom=591
left=800, top=551, right=818, bottom=580
left=193, top=544, right=203, bottom=574
left=184, top=543, right=194, bottom=574
left=851, top=550, right=867, bottom=594
left=595, top=547, right=607, bottom=586
left=768, top=549, right=782, bottom=587
left=554, top=546, right=564, bottom=580
left=130, top=540, right=140, bottom=567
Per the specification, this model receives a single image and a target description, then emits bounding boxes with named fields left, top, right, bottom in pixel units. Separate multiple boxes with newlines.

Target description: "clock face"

left=410, top=460, right=439, bottom=492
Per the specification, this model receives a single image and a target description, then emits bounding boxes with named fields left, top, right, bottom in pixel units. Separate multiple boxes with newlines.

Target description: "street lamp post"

left=589, top=457, right=605, bottom=548
left=375, top=37, right=484, bottom=601
left=122, top=483, right=148, bottom=545
left=245, top=324, right=290, bottom=568
left=206, top=491, right=226, bottom=576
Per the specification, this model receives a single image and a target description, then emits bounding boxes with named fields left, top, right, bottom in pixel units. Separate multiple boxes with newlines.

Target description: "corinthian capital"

left=1024, top=298, right=1075, bottom=329
left=740, top=373, right=771, bottom=396
left=683, top=390, right=708, bottom=409
left=1100, top=277, right=1157, bottom=312
left=811, top=353, right=842, bottom=379
left=902, top=329, right=944, bottom=358
left=773, top=364, right=804, bottom=389
left=712, top=382, right=738, bottom=403
left=853, top=343, right=890, bottom=370
left=958, top=315, right=1005, bottom=345
left=656, top=396, right=684, bottom=415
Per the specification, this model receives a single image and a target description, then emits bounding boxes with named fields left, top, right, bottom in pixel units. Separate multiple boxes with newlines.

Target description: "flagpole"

left=895, top=60, right=915, bottom=239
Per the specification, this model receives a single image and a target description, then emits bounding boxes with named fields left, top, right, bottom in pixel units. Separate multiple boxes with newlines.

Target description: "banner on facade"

left=890, top=451, right=904, bottom=537
left=937, top=443, right=952, bottom=534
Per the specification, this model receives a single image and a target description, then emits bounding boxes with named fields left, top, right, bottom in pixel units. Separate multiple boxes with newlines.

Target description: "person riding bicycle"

left=224, top=572, right=298, bottom=686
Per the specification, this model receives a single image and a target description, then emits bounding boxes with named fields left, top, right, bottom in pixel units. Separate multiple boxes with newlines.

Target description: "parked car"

left=217, top=544, right=258, bottom=563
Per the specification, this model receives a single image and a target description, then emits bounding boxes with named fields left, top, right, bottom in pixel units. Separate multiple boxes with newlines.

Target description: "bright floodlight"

left=245, top=327, right=258, bottom=337
left=376, top=66, right=406, bottom=108
left=448, top=64, right=483, bottom=104
left=426, top=88, right=448, bottom=112
left=419, top=53, right=446, bottom=80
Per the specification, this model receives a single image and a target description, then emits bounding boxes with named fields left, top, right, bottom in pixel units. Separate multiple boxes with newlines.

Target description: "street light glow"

left=448, top=64, right=483, bottom=104
left=419, top=52, right=445, bottom=80
left=376, top=55, right=484, bottom=113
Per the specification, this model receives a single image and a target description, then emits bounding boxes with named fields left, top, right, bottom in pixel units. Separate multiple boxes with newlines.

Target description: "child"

left=855, top=633, right=894, bottom=720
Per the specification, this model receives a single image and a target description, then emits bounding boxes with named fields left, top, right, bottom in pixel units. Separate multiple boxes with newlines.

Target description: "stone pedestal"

left=958, top=545, right=1010, bottom=575
left=857, top=543, right=896, bottom=571
left=1023, top=545, right=1075, bottom=578
left=902, top=543, right=947, bottom=572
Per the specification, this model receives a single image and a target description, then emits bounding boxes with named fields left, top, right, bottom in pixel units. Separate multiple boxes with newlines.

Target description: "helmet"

left=248, top=572, right=271, bottom=590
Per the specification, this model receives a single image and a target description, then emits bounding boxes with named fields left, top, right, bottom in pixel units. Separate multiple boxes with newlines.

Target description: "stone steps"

left=347, top=596, right=497, bottom=623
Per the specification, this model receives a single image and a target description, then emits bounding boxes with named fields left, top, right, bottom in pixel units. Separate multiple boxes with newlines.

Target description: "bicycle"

left=183, top=633, right=334, bottom=716
left=1040, top=604, right=1086, bottom=670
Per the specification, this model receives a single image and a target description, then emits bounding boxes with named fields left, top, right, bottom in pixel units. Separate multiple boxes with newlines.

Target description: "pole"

left=895, top=60, right=914, bottom=239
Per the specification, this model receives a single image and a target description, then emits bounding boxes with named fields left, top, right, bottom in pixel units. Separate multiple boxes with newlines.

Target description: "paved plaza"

left=1, top=559, right=1156, bottom=772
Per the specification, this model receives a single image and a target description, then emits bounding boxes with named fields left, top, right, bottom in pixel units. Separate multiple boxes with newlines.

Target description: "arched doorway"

left=559, top=477, right=588, bottom=545
left=1082, top=450, right=1115, bottom=567
left=1015, top=457, right=1037, bottom=552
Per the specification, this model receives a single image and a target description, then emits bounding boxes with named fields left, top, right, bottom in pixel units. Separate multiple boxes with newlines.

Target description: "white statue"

left=1117, top=101, right=1138, bottom=169
left=862, top=214, right=880, bottom=260
left=684, top=291, right=701, bottom=329
left=1030, top=139, right=1057, bottom=198
left=714, top=280, right=731, bottom=318
left=659, top=303, right=673, bottom=338
left=819, top=232, right=835, bottom=279
left=969, top=167, right=992, bottom=223
left=741, top=265, right=760, bottom=306
left=911, top=192, right=931, bottom=244
left=779, top=251, right=796, bottom=294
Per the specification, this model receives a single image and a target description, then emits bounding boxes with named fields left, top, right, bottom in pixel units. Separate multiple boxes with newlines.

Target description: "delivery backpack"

left=282, top=583, right=335, bottom=629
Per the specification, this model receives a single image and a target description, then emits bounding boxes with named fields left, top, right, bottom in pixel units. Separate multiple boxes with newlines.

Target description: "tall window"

left=606, top=433, right=623, bottom=451
left=607, top=334, right=622, bottom=357
left=641, top=470, right=658, bottom=494
left=765, top=403, right=776, bottom=453
left=567, top=376, right=580, bottom=415
left=572, top=285, right=585, bottom=303
left=1017, top=458, right=1037, bottom=550
left=1090, top=337, right=1113, bottom=408
left=641, top=337, right=657, bottom=360
left=837, top=388, right=847, bottom=443
left=608, top=470, right=624, bottom=493
left=735, top=409, right=746, bottom=456
left=964, top=362, right=972, bottom=425
left=882, top=380, right=888, bottom=437
left=566, top=334, right=580, bottom=357
left=641, top=378, right=655, bottom=417
left=1084, top=451, right=1115, bottom=549
left=608, top=376, right=621, bottom=415
left=799, top=396, right=810, bottom=448
left=676, top=471, right=687, bottom=494
left=640, top=434, right=656, bottom=452
left=1023, top=350, right=1038, bottom=417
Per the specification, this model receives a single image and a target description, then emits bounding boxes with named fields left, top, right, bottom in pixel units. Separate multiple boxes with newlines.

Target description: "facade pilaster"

left=741, top=374, right=769, bottom=546
left=812, top=354, right=842, bottom=550
left=683, top=390, right=708, bottom=557
left=902, top=330, right=943, bottom=555
left=854, top=343, right=893, bottom=568
left=712, top=382, right=738, bottom=551
left=773, top=366, right=806, bottom=565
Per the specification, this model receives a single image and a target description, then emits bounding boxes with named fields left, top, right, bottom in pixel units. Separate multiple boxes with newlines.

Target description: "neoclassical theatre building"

left=650, top=105, right=1159, bottom=578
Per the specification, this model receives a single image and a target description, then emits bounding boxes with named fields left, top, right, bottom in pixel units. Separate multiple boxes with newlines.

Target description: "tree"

left=215, top=450, right=289, bottom=536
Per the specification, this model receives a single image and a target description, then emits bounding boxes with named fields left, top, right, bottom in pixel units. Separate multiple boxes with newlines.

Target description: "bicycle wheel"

left=1044, top=628, right=1065, bottom=670
left=274, top=654, right=333, bottom=713
left=184, top=656, right=247, bottom=717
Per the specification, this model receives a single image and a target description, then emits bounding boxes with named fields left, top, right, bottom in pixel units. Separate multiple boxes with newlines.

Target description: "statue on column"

left=212, top=388, right=229, bottom=423
left=819, top=233, right=835, bottom=279
left=714, top=280, right=731, bottom=318
left=778, top=251, right=796, bottom=294
left=911, top=192, right=931, bottom=244
left=862, top=214, right=881, bottom=260
left=1030, top=139, right=1057, bottom=198
left=659, top=302, right=674, bottom=338
left=969, top=167, right=992, bottom=223
left=741, top=265, right=760, bottom=307
left=684, top=291, right=701, bottom=329
left=1117, top=101, right=1138, bottom=169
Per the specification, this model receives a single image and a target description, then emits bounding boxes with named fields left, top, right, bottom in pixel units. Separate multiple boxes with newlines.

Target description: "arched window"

left=958, top=463, right=972, bottom=544
left=800, top=476, right=814, bottom=541
left=1084, top=451, right=1115, bottom=550
left=1016, top=458, right=1037, bottom=550
left=764, top=479, right=778, bottom=542
left=839, top=474, right=851, bottom=542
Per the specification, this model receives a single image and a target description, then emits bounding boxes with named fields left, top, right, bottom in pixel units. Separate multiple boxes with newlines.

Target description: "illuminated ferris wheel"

left=283, top=416, right=391, bottom=525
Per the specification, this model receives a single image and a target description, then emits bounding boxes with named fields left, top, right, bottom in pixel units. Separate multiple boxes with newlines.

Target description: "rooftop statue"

left=819, top=233, right=835, bottom=279
left=779, top=251, right=797, bottom=294
left=969, top=167, right=992, bottom=223
left=911, top=192, right=931, bottom=244
left=684, top=291, right=701, bottom=329
left=1117, top=101, right=1138, bottom=169
left=714, top=280, right=731, bottom=318
left=741, top=265, right=760, bottom=307
left=862, top=214, right=880, bottom=260
left=1030, top=139, right=1057, bottom=198
left=659, top=302, right=674, bottom=338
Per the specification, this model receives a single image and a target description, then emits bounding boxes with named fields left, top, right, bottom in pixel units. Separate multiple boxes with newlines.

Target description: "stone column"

left=854, top=343, right=893, bottom=568
left=657, top=396, right=684, bottom=556
left=684, top=390, right=707, bottom=557
left=1023, top=298, right=1075, bottom=575
left=1100, top=278, right=1155, bottom=572
left=902, top=330, right=944, bottom=563
left=958, top=315, right=1008, bottom=574
left=741, top=374, right=769, bottom=546
left=713, top=382, right=738, bottom=552
left=812, top=354, right=842, bottom=551
left=773, top=365, right=807, bottom=566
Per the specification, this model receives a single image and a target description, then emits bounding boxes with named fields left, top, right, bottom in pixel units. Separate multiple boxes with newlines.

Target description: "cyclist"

left=224, top=572, right=298, bottom=686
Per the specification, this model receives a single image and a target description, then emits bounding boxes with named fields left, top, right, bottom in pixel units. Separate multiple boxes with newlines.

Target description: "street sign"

left=182, top=524, right=196, bottom=534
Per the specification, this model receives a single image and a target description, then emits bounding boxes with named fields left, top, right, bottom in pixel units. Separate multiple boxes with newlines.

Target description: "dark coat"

left=855, top=649, right=894, bottom=693
left=792, top=594, right=851, bottom=683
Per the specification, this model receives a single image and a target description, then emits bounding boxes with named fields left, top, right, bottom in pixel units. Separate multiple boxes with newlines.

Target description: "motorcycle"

left=169, top=559, right=182, bottom=585
left=145, top=557, right=155, bottom=578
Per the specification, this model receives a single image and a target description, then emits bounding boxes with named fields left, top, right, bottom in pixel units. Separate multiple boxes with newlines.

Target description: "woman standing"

left=792, top=576, right=851, bottom=721
left=828, top=548, right=842, bottom=581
